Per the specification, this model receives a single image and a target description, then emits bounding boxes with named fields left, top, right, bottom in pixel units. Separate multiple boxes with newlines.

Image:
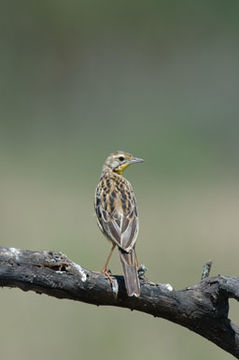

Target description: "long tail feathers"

left=118, top=248, right=140, bottom=297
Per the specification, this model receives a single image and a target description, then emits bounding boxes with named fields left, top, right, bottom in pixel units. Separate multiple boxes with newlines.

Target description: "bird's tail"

left=118, top=248, right=140, bottom=297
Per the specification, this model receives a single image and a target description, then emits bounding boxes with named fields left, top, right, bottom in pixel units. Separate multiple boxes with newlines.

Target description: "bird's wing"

left=95, top=186, right=139, bottom=252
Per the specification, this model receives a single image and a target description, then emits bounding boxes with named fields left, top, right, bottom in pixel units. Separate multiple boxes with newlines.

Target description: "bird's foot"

left=101, top=268, right=113, bottom=282
left=101, top=269, right=118, bottom=297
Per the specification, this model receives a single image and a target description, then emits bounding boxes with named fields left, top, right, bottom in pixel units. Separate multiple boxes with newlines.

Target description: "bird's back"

left=95, top=169, right=139, bottom=252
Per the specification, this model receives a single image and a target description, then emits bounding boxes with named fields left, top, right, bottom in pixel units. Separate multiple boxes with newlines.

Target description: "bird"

left=94, top=151, right=144, bottom=297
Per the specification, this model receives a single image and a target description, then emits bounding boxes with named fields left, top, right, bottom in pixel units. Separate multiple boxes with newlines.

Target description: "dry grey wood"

left=0, top=246, right=239, bottom=358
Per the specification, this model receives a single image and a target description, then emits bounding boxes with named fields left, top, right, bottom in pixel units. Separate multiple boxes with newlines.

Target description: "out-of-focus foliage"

left=1, top=1, right=239, bottom=359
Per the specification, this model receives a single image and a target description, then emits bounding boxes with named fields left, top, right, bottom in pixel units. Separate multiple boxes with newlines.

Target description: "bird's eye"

left=119, top=156, right=125, bottom=162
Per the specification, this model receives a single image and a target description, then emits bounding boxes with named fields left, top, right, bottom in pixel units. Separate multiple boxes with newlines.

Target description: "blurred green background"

left=1, top=1, right=239, bottom=359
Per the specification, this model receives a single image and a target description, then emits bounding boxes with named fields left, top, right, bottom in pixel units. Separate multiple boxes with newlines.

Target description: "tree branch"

left=0, top=246, right=238, bottom=358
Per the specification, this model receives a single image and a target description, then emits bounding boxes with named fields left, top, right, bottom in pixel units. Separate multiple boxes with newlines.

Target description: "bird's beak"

left=129, top=157, right=144, bottom=164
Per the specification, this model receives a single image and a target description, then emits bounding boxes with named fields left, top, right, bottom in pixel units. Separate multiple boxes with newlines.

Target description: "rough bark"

left=0, top=246, right=238, bottom=358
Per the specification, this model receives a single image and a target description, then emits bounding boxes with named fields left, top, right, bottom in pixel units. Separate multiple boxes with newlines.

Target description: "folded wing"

left=95, top=189, right=139, bottom=252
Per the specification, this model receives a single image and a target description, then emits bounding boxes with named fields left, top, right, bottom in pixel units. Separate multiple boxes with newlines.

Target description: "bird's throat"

left=114, top=163, right=130, bottom=175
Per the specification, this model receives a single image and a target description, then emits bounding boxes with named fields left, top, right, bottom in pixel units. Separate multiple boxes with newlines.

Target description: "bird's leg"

left=102, top=244, right=116, bottom=281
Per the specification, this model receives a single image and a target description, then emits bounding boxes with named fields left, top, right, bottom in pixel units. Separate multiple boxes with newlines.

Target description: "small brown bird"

left=94, top=151, right=144, bottom=297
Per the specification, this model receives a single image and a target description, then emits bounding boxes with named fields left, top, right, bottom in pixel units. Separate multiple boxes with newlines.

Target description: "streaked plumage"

left=94, top=151, right=143, bottom=297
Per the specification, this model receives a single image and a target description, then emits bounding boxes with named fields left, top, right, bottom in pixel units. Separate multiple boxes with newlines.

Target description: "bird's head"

left=103, top=151, right=144, bottom=175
